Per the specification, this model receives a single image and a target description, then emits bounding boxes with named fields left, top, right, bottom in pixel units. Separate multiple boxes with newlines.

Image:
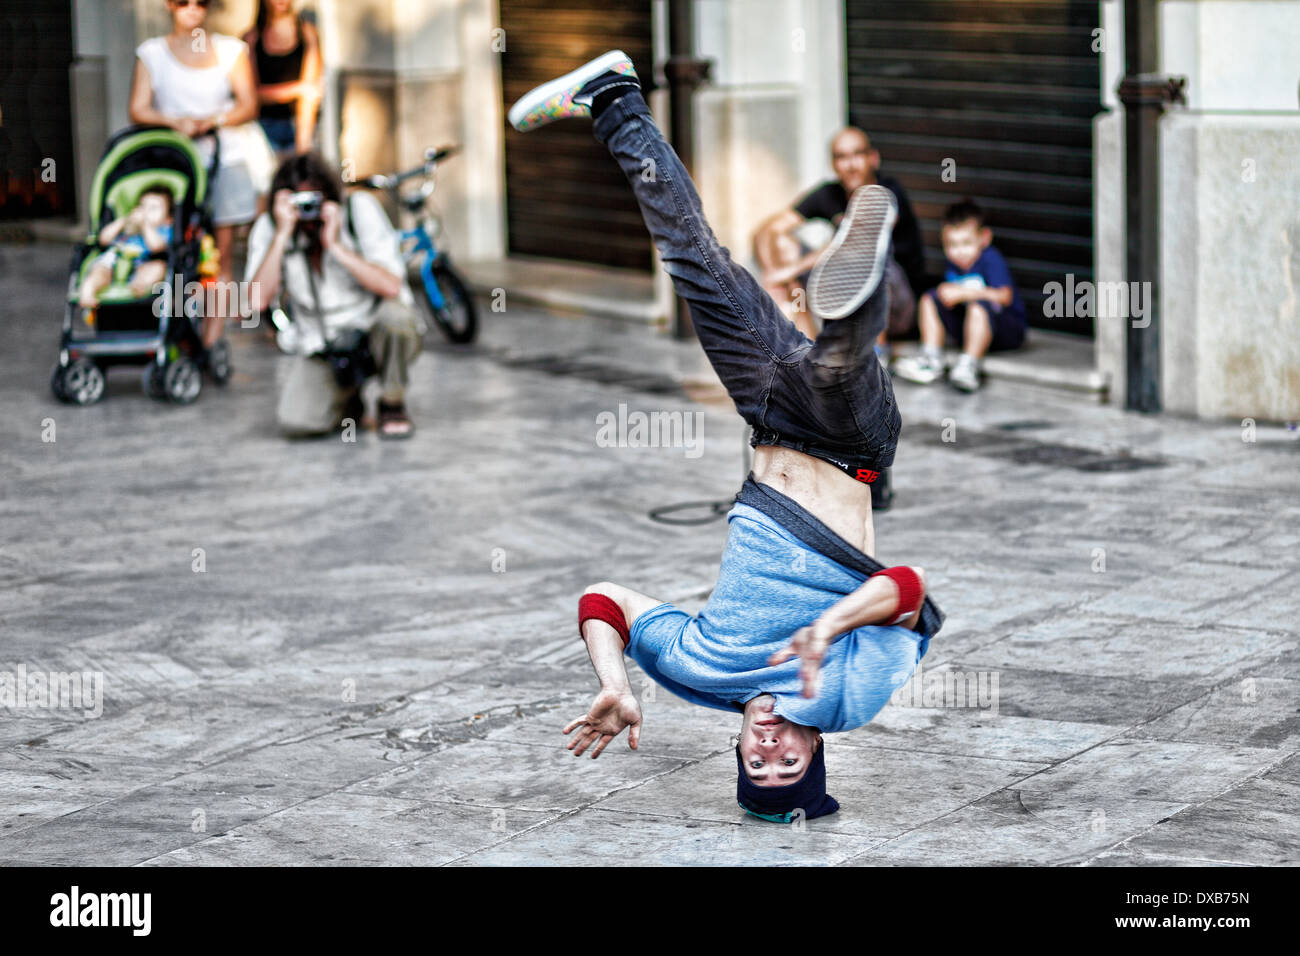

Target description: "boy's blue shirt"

left=627, top=502, right=932, bottom=733
left=943, top=245, right=1024, bottom=317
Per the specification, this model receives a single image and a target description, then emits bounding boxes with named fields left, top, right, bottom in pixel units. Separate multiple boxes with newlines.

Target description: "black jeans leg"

left=593, top=91, right=805, bottom=427
left=592, top=91, right=898, bottom=472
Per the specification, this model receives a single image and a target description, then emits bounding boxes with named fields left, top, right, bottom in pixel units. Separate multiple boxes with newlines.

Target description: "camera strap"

left=344, top=192, right=385, bottom=318
left=281, top=193, right=383, bottom=353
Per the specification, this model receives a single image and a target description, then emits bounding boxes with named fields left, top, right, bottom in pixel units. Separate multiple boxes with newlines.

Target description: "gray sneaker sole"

left=807, top=185, right=898, bottom=321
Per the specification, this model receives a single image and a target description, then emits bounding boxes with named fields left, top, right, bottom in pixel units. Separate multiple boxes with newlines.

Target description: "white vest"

left=135, top=34, right=273, bottom=185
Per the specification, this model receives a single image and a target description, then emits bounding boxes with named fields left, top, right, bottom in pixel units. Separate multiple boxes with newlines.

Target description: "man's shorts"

left=797, top=255, right=916, bottom=339
left=882, top=258, right=917, bottom=339
left=924, top=289, right=1027, bottom=352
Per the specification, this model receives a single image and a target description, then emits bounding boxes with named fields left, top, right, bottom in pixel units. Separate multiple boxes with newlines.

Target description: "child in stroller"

left=77, top=184, right=173, bottom=310
left=52, top=126, right=232, bottom=406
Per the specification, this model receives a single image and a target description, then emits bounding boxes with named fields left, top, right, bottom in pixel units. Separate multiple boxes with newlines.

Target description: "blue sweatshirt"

left=627, top=494, right=935, bottom=733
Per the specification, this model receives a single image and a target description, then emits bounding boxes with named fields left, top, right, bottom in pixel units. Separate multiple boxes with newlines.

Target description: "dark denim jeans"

left=593, top=91, right=900, bottom=482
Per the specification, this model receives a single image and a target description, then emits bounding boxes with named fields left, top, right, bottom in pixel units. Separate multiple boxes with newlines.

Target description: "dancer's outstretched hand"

left=563, top=687, right=642, bottom=758
left=769, top=624, right=834, bottom=699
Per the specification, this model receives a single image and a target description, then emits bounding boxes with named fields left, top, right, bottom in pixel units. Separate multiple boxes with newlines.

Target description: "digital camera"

left=290, top=190, right=324, bottom=221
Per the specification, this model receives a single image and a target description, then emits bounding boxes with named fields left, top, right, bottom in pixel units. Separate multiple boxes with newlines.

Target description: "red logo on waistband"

left=855, top=468, right=879, bottom=484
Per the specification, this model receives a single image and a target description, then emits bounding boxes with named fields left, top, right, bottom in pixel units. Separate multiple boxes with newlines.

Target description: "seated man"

left=509, top=52, right=944, bottom=823
left=894, top=199, right=1026, bottom=393
left=245, top=153, right=423, bottom=438
left=753, top=126, right=927, bottom=365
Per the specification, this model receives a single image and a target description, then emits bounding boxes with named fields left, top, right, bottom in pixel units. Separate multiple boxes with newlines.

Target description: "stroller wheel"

left=163, top=357, right=202, bottom=405
left=208, top=339, right=232, bottom=385
left=142, top=362, right=166, bottom=400
left=58, top=359, right=106, bottom=406
left=50, top=364, right=70, bottom=402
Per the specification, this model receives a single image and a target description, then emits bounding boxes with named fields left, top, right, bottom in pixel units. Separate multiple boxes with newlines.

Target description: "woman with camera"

left=244, top=154, right=423, bottom=438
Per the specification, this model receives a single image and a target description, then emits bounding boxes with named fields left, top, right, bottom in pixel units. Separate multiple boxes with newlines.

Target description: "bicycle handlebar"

left=359, top=145, right=460, bottom=191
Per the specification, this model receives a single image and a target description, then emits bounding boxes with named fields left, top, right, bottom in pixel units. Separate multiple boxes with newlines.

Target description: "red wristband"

left=578, top=593, right=630, bottom=649
left=870, top=566, right=923, bottom=626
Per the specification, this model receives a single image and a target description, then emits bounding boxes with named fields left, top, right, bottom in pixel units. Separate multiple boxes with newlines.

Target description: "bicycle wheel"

left=415, top=263, right=478, bottom=345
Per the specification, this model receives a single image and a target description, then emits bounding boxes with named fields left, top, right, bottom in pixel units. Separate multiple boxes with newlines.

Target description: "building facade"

left=12, top=0, right=1300, bottom=420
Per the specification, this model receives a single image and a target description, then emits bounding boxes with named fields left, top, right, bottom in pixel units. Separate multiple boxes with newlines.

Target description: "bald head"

left=829, top=126, right=879, bottom=196
left=831, top=126, right=871, bottom=155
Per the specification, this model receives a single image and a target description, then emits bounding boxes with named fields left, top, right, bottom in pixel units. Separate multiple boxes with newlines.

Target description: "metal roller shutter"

left=845, top=0, right=1102, bottom=336
left=498, top=0, right=654, bottom=271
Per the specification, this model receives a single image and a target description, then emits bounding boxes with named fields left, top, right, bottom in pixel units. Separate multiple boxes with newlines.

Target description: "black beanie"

left=735, top=742, right=839, bottom=823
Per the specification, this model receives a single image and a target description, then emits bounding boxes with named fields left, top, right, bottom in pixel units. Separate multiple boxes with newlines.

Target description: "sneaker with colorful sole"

left=507, top=50, right=639, bottom=132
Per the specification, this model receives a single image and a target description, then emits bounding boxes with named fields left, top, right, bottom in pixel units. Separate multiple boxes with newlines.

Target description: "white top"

left=136, top=34, right=262, bottom=169
left=136, top=34, right=244, bottom=119
left=244, top=191, right=415, bottom=353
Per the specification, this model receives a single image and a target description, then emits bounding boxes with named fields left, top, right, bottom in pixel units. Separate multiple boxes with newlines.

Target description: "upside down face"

left=738, top=694, right=821, bottom=787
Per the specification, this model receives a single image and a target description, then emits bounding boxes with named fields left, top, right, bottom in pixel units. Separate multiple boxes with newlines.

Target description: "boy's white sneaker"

left=894, top=351, right=943, bottom=385
left=949, top=354, right=982, bottom=392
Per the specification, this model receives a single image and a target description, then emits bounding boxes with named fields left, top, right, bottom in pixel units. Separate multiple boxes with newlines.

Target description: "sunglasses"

left=171, top=0, right=211, bottom=8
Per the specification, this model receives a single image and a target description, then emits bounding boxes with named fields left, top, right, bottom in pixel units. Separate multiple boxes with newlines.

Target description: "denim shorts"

left=260, top=117, right=298, bottom=156
left=926, top=288, right=1027, bottom=352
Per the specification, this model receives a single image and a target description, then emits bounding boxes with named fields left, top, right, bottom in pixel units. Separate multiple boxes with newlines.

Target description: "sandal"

left=377, top=400, right=414, bottom=440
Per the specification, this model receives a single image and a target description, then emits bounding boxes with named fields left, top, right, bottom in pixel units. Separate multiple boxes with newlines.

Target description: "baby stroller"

left=51, top=126, right=231, bottom=405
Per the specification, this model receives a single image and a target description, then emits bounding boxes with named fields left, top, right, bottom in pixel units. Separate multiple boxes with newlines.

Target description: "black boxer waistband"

left=748, top=427, right=893, bottom=486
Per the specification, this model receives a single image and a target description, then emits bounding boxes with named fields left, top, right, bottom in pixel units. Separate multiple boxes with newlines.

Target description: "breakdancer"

left=509, top=52, right=944, bottom=823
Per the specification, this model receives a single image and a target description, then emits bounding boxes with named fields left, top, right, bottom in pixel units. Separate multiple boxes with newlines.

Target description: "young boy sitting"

left=894, top=199, right=1025, bottom=393
left=78, top=185, right=174, bottom=309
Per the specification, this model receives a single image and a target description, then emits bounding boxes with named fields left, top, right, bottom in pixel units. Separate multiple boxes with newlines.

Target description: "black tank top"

left=255, top=20, right=305, bottom=120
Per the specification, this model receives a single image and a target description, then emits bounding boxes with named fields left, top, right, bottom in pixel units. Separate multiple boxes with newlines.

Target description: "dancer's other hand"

left=563, top=686, right=642, bottom=758
left=768, top=623, right=835, bottom=699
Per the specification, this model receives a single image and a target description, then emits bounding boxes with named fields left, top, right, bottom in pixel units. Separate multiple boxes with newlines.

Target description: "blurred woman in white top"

left=129, top=0, right=275, bottom=347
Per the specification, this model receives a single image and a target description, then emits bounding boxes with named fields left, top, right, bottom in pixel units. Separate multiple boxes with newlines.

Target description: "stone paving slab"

left=1128, top=678, right=1300, bottom=750
left=1087, top=754, right=1300, bottom=866
left=908, top=665, right=1212, bottom=727
left=959, top=616, right=1294, bottom=684
left=998, top=738, right=1285, bottom=805
left=0, top=768, right=335, bottom=866
left=447, top=807, right=871, bottom=866
left=0, top=750, right=176, bottom=838
left=21, top=693, right=330, bottom=766
left=839, top=704, right=1119, bottom=764
left=839, top=791, right=1190, bottom=866
left=344, top=738, right=690, bottom=813
left=141, top=794, right=559, bottom=867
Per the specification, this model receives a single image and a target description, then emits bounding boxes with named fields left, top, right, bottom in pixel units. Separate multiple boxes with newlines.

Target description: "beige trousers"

left=276, top=301, right=422, bottom=435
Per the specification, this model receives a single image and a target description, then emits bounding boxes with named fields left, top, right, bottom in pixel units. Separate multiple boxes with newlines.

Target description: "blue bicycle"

left=360, top=146, right=478, bottom=344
